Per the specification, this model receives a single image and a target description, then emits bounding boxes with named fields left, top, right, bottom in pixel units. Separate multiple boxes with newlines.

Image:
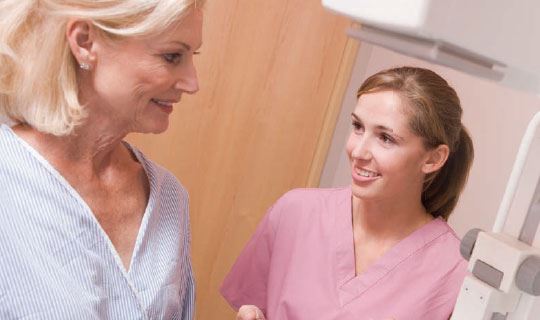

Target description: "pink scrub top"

left=221, top=187, right=467, bottom=320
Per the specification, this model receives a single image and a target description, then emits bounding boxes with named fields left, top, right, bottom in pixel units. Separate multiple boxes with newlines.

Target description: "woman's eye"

left=380, top=134, right=395, bottom=144
left=352, top=121, right=363, bottom=133
left=163, top=53, right=183, bottom=64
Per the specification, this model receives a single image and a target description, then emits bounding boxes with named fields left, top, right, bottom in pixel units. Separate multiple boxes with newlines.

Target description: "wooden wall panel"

left=128, top=1, right=355, bottom=318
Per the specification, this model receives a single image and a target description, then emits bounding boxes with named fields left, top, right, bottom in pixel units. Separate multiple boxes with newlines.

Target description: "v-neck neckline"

left=334, top=186, right=449, bottom=306
left=2, top=124, right=156, bottom=276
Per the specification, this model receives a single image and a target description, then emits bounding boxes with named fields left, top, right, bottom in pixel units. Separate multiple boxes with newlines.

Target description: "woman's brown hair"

left=357, top=66, right=474, bottom=220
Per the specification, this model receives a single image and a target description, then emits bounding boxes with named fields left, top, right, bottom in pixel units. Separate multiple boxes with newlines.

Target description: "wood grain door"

left=128, top=0, right=357, bottom=318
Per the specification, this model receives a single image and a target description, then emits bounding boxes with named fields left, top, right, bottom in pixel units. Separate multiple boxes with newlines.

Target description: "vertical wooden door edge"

left=306, top=34, right=360, bottom=187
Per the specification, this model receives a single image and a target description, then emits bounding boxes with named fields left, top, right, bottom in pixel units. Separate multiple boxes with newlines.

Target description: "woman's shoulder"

left=0, top=123, right=18, bottom=145
left=265, top=186, right=350, bottom=226
left=431, top=219, right=463, bottom=250
left=276, top=186, right=350, bottom=207
left=417, top=219, right=467, bottom=272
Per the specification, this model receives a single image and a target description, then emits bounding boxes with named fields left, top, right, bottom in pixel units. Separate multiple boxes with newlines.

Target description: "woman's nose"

left=174, top=61, right=199, bottom=94
left=351, top=138, right=372, bottom=160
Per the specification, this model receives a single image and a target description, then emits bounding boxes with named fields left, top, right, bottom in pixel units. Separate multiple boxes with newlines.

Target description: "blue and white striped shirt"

left=0, top=124, right=194, bottom=319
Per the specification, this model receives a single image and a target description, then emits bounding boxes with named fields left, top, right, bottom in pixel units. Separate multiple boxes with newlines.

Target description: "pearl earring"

left=80, top=62, right=91, bottom=70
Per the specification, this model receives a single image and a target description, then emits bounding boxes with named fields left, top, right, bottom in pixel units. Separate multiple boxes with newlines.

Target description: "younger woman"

left=221, top=66, right=474, bottom=320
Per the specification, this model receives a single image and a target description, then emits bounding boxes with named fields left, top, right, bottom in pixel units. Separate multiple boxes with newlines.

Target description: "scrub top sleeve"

left=220, top=201, right=282, bottom=314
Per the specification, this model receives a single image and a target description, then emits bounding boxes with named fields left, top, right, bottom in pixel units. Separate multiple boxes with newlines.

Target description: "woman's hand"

left=236, top=305, right=266, bottom=320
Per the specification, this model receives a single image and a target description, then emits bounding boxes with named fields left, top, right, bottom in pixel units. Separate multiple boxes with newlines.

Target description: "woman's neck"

left=351, top=194, right=433, bottom=242
left=12, top=117, right=131, bottom=178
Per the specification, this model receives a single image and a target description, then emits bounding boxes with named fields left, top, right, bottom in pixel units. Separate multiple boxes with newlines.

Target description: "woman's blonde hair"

left=0, top=0, right=204, bottom=135
left=357, top=66, right=474, bottom=220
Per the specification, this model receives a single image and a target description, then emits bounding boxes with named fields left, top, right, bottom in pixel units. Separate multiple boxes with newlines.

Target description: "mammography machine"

left=322, top=1, right=540, bottom=319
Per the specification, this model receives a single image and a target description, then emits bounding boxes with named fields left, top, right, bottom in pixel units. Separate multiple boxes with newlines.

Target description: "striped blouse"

left=0, top=124, right=194, bottom=319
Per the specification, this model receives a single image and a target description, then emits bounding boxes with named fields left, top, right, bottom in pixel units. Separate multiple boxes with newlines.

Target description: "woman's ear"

left=422, top=144, right=450, bottom=174
left=66, top=19, right=97, bottom=70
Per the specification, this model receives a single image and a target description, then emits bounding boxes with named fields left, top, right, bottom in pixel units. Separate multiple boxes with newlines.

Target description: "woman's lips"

left=151, top=98, right=176, bottom=114
left=351, top=167, right=380, bottom=183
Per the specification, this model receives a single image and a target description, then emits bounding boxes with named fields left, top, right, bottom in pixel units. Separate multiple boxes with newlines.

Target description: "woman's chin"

left=134, top=119, right=170, bottom=135
left=350, top=184, right=378, bottom=201
left=148, top=123, right=169, bottom=134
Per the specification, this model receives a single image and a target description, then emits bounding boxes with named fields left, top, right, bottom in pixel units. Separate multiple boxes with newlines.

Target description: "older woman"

left=222, top=67, right=474, bottom=320
left=0, top=0, right=203, bottom=318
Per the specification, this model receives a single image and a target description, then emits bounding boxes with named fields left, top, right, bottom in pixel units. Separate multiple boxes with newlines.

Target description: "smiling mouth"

left=355, top=168, right=380, bottom=178
left=151, top=99, right=177, bottom=108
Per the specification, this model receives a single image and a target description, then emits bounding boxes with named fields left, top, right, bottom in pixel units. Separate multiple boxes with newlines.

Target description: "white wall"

left=320, top=44, right=540, bottom=238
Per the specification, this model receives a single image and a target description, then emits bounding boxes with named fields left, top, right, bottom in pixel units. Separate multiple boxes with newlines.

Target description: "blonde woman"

left=0, top=0, right=203, bottom=318
left=222, top=67, right=474, bottom=320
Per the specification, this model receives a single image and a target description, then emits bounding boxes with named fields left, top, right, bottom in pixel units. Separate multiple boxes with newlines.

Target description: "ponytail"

left=422, top=126, right=474, bottom=220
